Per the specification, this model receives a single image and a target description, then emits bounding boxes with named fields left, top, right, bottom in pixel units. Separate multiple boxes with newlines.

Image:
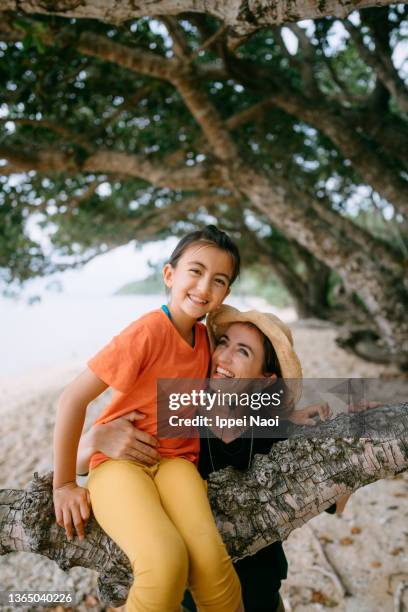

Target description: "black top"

left=183, top=428, right=337, bottom=612
left=182, top=430, right=288, bottom=612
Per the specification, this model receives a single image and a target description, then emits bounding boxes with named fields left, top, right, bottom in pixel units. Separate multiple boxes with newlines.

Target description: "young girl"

left=53, top=226, right=245, bottom=612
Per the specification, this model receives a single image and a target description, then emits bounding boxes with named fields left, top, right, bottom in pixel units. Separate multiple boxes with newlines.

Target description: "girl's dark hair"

left=168, top=225, right=240, bottom=285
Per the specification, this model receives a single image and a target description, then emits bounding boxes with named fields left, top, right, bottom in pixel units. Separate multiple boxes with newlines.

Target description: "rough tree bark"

left=1, top=1, right=403, bottom=34
left=238, top=226, right=335, bottom=320
left=1, top=403, right=407, bottom=607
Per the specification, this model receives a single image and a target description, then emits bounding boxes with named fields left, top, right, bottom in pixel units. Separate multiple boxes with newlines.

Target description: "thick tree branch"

left=158, top=98, right=269, bottom=170
left=226, top=92, right=408, bottom=172
left=302, top=190, right=402, bottom=275
left=139, top=18, right=238, bottom=162
left=0, top=19, right=227, bottom=84
left=0, top=146, right=79, bottom=174
left=1, top=1, right=404, bottom=35
left=1, top=403, right=407, bottom=607
left=234, top=220, right=329, bottom=316
left=130, top=193, right=237, bottom=236
left=160, top=16, right=191, bottom=59
left=346, top=109, right=408, bottom=169
left=226, top=99, right=271, bottom=130
left=191, top=24, right=228, bottom=59
left=83, top=150, right=224, bottom=189
left=171, top=70, right=238, bottom=161
left=0, top=145, right=223, bottom=189
left=222, top=49, right=408, bottom=215
left=76, top=31, right=177, bottom=80
left=286, top=24, right=319, bottom=96
left=258, top=90, right=408, bottom=217
left=56, top=30, right=237, bottom=161
left=343, top=19, right=408, bottom=114
left=316, top=39, right=371, bottom=106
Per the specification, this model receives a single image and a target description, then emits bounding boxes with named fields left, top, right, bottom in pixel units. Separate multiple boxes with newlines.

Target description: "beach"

left=0, top=304, right=407, bottom=611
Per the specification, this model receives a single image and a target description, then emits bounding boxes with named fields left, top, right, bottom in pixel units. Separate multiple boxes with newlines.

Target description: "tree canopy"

left=0, top=2, right=407, bottom=364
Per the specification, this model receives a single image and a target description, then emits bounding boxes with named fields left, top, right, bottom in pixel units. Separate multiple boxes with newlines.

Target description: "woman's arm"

left=76, top=411, right=161, bottom=475
left=53, top=368, right=108, bottom=540
left=287, top=402, right=331, bottom=426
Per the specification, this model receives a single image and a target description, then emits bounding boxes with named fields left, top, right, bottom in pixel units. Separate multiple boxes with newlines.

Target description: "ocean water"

left=0, top=293, right=296, bottom=377
left=0, top=294, right=164, bottom=377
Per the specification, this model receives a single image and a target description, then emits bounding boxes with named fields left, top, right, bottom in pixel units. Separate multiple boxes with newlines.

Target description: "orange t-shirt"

left=88, top=309, right=210, bottom=470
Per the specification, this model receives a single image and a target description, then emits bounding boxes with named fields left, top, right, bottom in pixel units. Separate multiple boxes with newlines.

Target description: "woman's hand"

left=53, top=483, right=91, bottom=542
left=93, top=411, right=160, bottom=466
left=288, top=402, right=331, bottom=426
left=348, top=399, right=381, bottom=412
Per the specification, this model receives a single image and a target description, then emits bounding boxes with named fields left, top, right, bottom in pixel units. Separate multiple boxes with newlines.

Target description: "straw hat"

left=207, top=305, right=302, bottom=403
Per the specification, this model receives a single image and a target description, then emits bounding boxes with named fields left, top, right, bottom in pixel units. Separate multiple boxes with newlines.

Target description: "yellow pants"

left=87, top=458, right=242, bottom=612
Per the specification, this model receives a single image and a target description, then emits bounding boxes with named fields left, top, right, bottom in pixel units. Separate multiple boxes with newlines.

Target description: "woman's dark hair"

left=261, top=331, right=295, bottom=417
left=244, top=322, right=282, bottom=377
left=245, top=322, right=294, bottom=416
left=168, top=225, right=240, bottom=285
left=262, top=335, right=282, bottom=378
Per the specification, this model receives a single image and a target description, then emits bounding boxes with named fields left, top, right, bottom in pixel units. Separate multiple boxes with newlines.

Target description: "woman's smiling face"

left=211, top=322, right=273, bottom=380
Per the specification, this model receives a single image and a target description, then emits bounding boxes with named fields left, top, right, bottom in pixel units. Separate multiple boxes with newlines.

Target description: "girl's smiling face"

left=211, top=322, right=275, bottom=380
left=163, top=243, right=233, bottom=320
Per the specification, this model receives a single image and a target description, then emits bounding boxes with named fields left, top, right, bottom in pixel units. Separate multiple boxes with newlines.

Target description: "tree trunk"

left=1, top=403, right=407, bottom=607
left=234, top=166, right=408, bottom=364
left=263, top=249, right=332, bottom=320
left=253, top=235, right=400, bottom=365
left=282, top=246, right=333, bottom=320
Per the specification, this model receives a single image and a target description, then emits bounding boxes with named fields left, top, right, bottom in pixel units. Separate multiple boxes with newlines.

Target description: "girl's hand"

left=288, top=402, right=331, bottom=426
left=93, top=411, right=160, bottom=466
left=53, top=483, right=91, bottom=542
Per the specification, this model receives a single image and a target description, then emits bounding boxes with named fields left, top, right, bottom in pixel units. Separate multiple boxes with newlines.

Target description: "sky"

left=18, top=237, right=178, bottom=300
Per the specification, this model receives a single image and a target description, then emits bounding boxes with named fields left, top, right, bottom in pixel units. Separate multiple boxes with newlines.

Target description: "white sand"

left=0, top=321, right=407, bottom=611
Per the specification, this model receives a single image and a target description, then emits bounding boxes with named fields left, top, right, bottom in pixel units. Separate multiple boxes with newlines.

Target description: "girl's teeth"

left=190, top=296, right=206, bottom=304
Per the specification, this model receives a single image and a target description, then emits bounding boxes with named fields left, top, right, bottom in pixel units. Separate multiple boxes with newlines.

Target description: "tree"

left=0, top=0, right=404, bottom=35
left=1, top=403, right=407, bottom=607
left=1, top=3, right=407, bottom=365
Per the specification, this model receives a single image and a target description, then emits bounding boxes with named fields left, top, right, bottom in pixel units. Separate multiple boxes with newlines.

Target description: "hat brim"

left=207, top=305, right=302, bottom=405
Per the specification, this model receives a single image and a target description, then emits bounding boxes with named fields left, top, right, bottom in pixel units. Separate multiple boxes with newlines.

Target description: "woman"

left=77, top=305, right=338, bottom=612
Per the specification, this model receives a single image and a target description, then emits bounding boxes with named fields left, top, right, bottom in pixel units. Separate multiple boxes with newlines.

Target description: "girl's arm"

left=76, top=426, right=98, bottom=476
left=53, top=368, right=108, bottom=540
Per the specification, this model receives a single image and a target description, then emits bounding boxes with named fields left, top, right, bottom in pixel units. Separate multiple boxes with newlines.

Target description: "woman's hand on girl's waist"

left=93, top=410, right=160, bottom=466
